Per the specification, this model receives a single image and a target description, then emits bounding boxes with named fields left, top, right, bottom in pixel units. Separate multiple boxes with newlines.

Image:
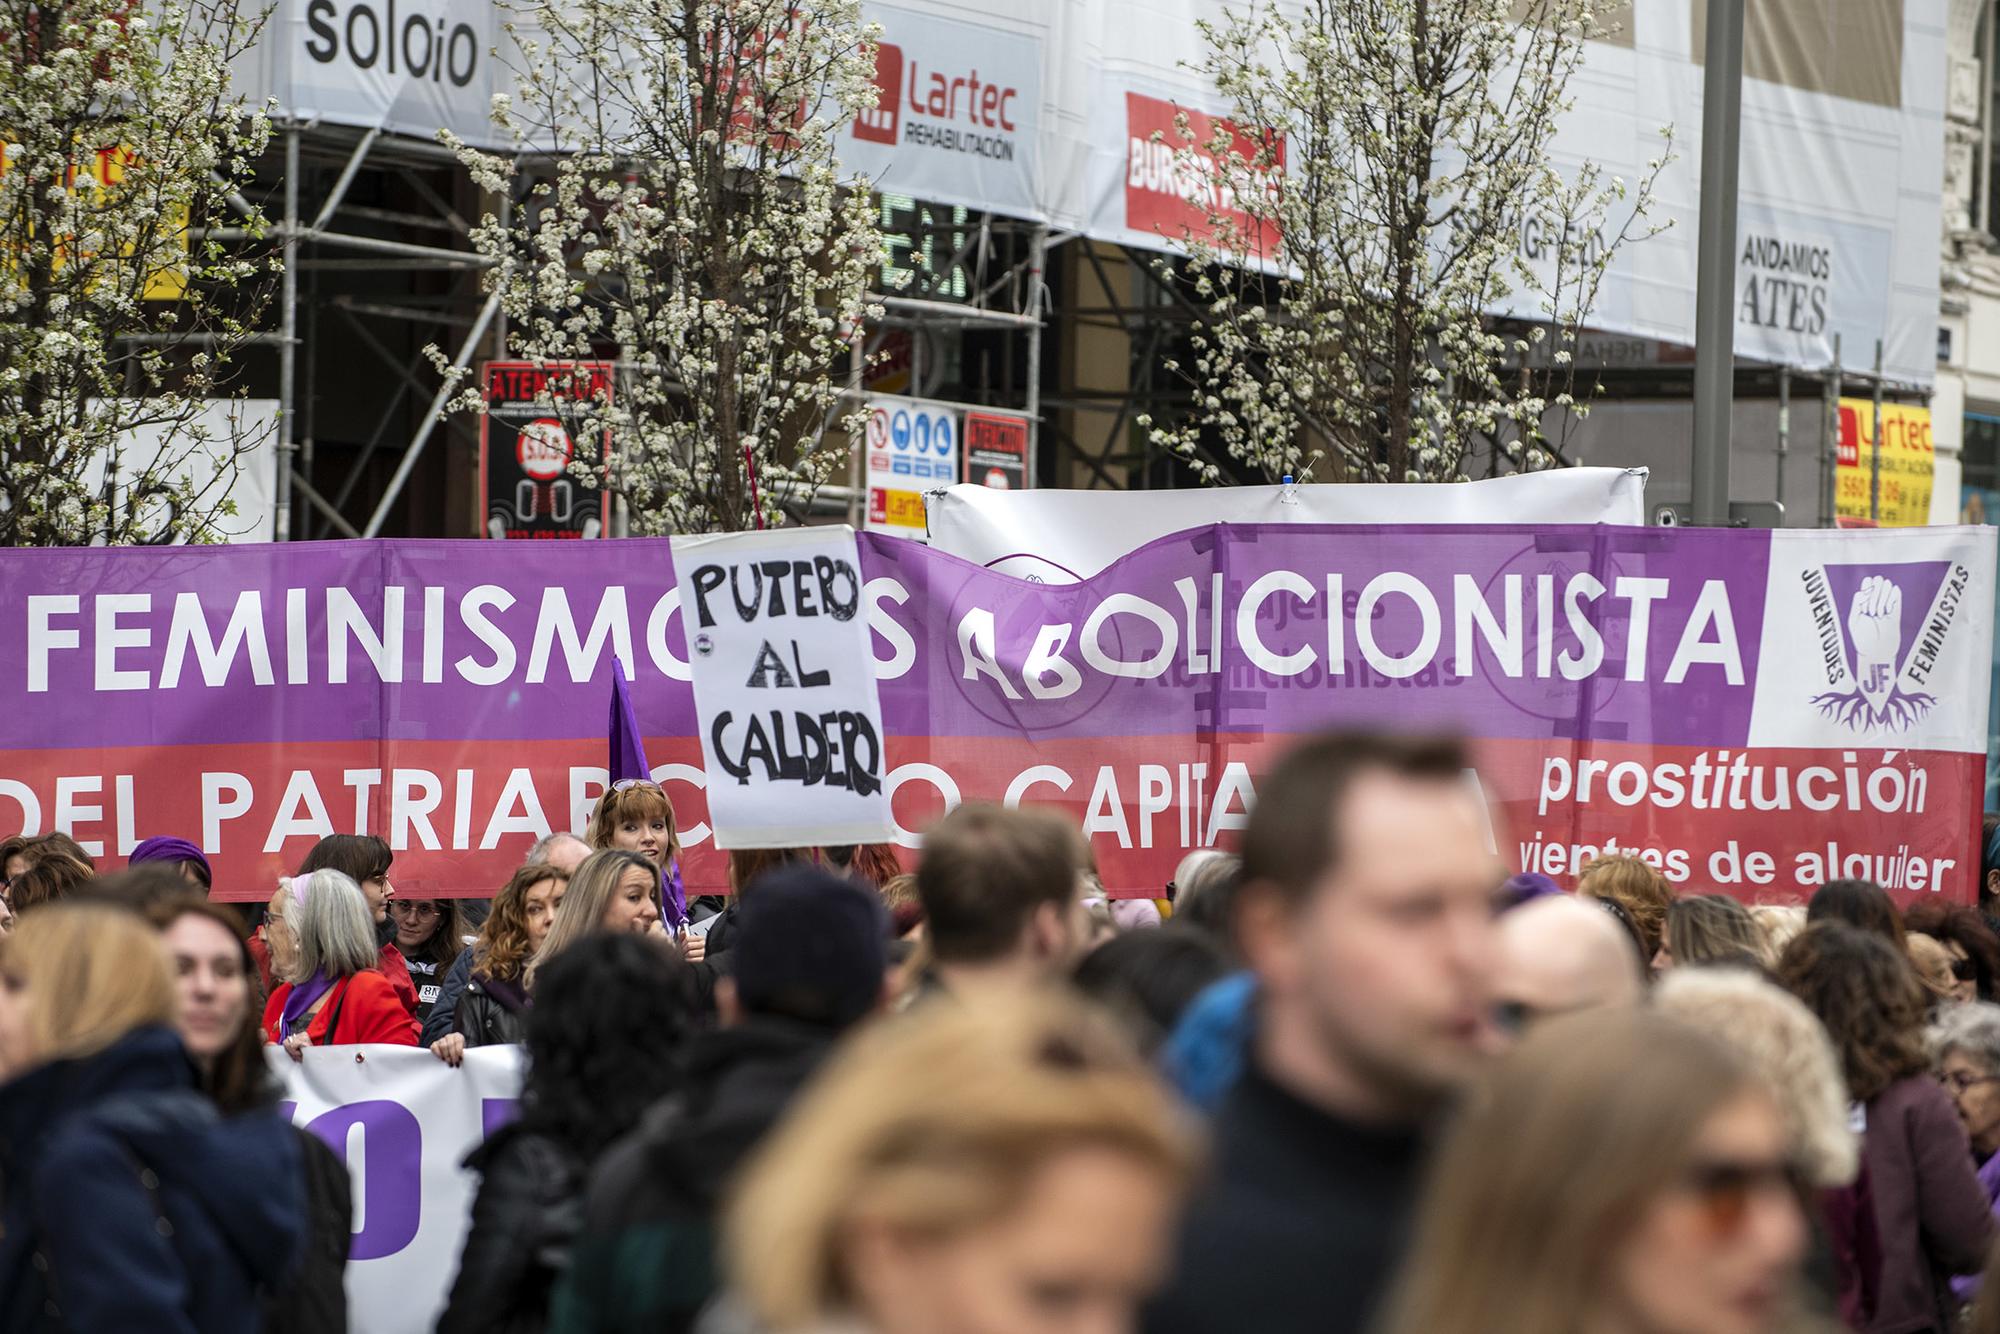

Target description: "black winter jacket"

left=0, top=1026, right=307, bottom=1334
left=264, top=1126, right=353, bottom=1334
left=423, top=947, right=479, bottom=1046
left=437, top=1123, right=585, bottom=1334
left=1141, top=1059, right=1429, bottom=1334
left=454, top=974, right=532, bottom=1048
left=548, top=1018, right=841, bottom=1334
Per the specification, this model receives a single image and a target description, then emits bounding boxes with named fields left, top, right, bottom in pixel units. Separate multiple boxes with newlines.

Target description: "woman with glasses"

left=720, top=991, right=1195, bottom=1334
left=1780, top=923, right=1992, bottom=1331
left=293, top=833, right=420, bottom=1018
left=262, top=869, right=420, bottom=1055
left=1657, top=967, right=1862, bottom=1323
left=1931, top=1003, right=2000, bottom=1304
left=388, top=897, right=465, bottom=1026
left=1382, top=1008, right=1824, bottom=1334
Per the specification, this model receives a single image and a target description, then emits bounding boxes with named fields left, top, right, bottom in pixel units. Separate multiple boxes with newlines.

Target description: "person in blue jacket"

left=0, top=902, right=306, bottom=1334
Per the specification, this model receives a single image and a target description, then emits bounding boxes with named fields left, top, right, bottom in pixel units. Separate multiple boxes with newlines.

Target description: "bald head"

left=531, top=831, right=591, bottom=877
left=1494, top=895, right=1645, bottom=1021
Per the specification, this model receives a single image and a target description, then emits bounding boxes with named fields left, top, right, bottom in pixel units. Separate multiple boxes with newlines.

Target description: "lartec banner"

left=0, top=524, right=1992, bottom=903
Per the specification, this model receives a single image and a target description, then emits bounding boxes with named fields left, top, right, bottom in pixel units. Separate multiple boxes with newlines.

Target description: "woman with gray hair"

left=1933, top=1003, right=2000, bottom=1301
left=261, top=868, right=420, bottom=1056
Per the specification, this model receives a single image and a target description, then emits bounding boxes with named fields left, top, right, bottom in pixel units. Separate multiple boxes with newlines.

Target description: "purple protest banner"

left=0, top=524, right=1990, bottom=904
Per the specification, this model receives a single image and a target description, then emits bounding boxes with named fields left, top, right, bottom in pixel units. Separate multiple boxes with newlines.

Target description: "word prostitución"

left=673, top=528, right=893, bottom=849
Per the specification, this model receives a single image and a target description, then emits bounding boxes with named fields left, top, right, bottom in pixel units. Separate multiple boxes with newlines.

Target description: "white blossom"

left=1147, top=0, right=1674, bottom=484
left=432, top=0, right=884, bottom=534
left=0, top=0, right=278, bottom=546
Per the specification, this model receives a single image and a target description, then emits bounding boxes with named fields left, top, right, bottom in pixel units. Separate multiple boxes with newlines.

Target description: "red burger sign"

left=1122, top=91, right=1283, bottom=259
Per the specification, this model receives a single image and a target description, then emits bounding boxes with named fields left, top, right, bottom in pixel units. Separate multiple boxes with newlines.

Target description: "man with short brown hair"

left=1145, top=730, right=1505, bottom=1334
left=915, top=803, right=1089, bottom=997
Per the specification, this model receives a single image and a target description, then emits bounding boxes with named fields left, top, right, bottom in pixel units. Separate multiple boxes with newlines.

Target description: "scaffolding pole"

left=361, top=291, right=503, bottom=538
left=1024, top=225, right=1049, bottom=490
left=274, top=127, right=300, bottom=541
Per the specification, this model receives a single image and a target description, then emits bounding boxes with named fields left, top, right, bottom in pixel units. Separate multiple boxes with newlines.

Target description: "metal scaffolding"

left=250, top=124, right=1083, bottom=539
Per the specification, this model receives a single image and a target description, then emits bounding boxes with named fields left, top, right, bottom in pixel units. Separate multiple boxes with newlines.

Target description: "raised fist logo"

left=1813, top=569, right=1935, bottom=732
left=1848, top=575, right=1901, bottom=705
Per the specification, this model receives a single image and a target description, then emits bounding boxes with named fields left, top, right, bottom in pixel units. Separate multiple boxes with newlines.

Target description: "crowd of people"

left=6, top=731, right=2000, bottom=1332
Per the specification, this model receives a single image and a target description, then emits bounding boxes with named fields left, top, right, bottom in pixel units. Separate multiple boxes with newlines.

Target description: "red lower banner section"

left=0, top=736, right=1981, bottom=906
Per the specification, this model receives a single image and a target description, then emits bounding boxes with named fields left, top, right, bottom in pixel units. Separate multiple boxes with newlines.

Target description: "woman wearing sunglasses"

left=1906, top=902, right=2000, bottom=1005
left=387, top=897, right=466, bottom=1026
left=1780, top=923, right=1993, bottom=1331
left=1382, top=1008, right=1823, bottom=1334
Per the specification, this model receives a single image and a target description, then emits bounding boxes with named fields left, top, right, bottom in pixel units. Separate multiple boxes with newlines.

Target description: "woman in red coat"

left=263, top=869, right=420, bottom=1055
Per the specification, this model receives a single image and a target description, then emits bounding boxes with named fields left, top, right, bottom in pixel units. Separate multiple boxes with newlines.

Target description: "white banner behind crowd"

left=229, top=0, right=1946, bottom=385
left=274, top=1044, right=526, bottom=1334
left=925, top=466, right=1652, bottom=582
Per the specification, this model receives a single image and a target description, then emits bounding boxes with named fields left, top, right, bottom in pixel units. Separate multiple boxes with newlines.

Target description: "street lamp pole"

left=1690, top=0, right=1746, bottom=526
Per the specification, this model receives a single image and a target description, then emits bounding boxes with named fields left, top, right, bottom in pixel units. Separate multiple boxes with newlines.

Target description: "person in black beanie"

left=547, top=865, right=891, bottom=1334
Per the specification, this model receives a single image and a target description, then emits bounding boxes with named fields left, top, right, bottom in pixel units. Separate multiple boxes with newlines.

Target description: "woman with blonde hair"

left=526, top=849, right=661, bottom=988
left=1657, top=968, right=1857, bottom=1188
left=1576, top=853, right=1675, bottom=960
left=722, top=992, right=1196, bottom=1334
left=1752, top=904, right=1809, bottom=968
left=1379, top=1008, right=1825, bottom=1334
left=0, top=903, right=307, bottom=1333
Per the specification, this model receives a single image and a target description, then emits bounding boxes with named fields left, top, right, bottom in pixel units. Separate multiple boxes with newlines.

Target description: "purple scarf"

left=276, top=876, right=335, bottom=1034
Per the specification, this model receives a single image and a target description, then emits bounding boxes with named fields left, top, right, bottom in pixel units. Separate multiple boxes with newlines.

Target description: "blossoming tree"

left=0, top=0, right=276, bottom=544
left=1141, top=0, right=1671, bottom=484
left=438, top=0, right=883, bottom=534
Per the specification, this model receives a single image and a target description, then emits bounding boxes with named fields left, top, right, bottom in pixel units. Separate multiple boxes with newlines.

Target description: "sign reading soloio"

left=232, top=0, right=509, bottom=147
left=0, top=521, right=1991, bottom=906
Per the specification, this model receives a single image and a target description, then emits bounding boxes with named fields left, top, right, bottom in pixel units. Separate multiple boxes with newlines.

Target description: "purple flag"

left=608, top=661, right=649, bottom=784
left=607, top=663, right=686, bottom=928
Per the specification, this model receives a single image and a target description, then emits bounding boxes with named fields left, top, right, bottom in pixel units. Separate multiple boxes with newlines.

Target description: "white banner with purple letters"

left=273, top=1044, right=526, bottom=1334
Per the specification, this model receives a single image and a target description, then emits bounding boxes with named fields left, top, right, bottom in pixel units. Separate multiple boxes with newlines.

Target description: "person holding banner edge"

left=437, top=860, right=571, bottom=1064
left=425, top=832, right=589, bottom=1049
left=262, top=870, right=420, bottom=1055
